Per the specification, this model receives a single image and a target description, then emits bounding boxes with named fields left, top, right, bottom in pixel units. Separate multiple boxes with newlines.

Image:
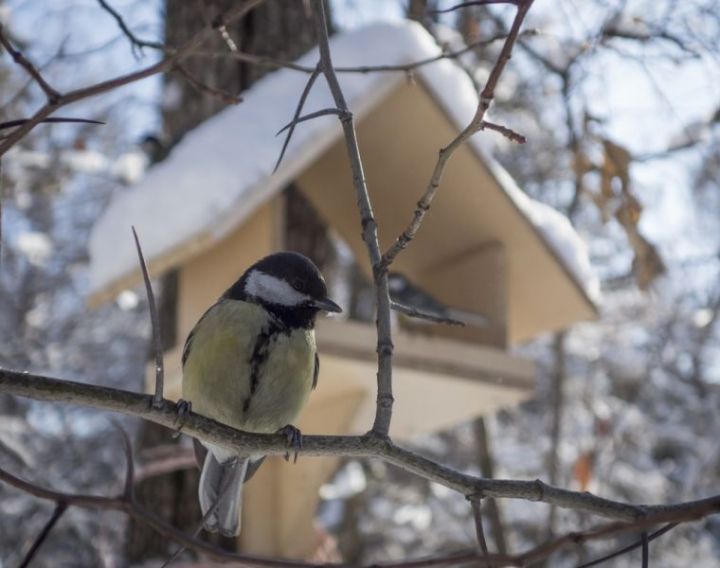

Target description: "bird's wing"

left=182, top=301, right=219, bottom=367
left=312, top=351, right=320, bottom=390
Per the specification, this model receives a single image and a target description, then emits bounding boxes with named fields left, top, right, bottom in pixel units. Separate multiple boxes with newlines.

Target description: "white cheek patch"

left=245, top=270, right=310, bottom=307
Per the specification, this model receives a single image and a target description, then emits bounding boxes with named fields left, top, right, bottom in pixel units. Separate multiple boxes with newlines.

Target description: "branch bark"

left=310, top=0, right=395, bottom=436
left=1, top=368, right=719, bottom=526
left=381, top=0, right=535, bottom=269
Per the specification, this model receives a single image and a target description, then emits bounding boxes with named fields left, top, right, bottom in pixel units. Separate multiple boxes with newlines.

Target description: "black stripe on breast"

left=243, top=317, right=288, bottom=413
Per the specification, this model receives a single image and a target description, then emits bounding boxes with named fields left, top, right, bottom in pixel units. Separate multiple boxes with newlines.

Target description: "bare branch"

left=2, top=368, right=720, bottom=529
left=192, top=30, right=537, bottom=76
left=480, top=120, right=526, bottom=144
left=0, top=0, right=264, bottom=156
left=132, top=227, right=164, bottom=410
left=469, top=496, right=491, bottom=562
left=276, top=107, right=343, bottom=136
left=273, top=64, right=321, bottom=173
left=381, top=0, right=535, bottom=269
left=310, top=0, right=395, bottom=436
left=0, top=449, right=709, bottom=568
left=0, top=117, right=104, bottom=132
left=433, top=1, right=521, bottom=14
left=391, top=301, right=465, bottom=326
left=174, top=63, right=243, bottom=105
left=0, top=24, right=61, bottom=103
left=116, top=424, right=136, bottom=501
left=18, top=501, right=68, bottom=568
left=97, top=0, right=164, bottom=56
left=0, top=460, right=319, bottom=567
left=600, top=25, right=701, bottom=58
left=577, top=524, right=677, bottom=568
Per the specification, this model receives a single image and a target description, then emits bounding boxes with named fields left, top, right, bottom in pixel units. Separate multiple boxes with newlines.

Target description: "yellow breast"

left=182, top=300, right=316, bottom=434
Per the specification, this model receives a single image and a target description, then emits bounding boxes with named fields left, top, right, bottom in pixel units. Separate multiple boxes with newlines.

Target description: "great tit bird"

left=182, top=251, right=342, bottom=536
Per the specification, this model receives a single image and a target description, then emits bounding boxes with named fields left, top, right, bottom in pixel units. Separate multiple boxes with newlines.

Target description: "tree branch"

left=18, top=501, right=68, bottom=568
left=0, top=0, right=264, bottom=157
left=97, top=0, right=165, bottom=55
left=1, top=368, right=719, bottom=528
left=310, top=0, right=395, bottom=436
left=131, top=227, right=165, bottom=410
left=0, top=24, right=61, bottom=103
left=381, top=0, right=535, bottom=269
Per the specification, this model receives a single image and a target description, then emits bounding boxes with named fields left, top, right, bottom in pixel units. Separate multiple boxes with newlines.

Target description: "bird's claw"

left=277, top=424, right=303, bottom=463
left=173, top=399, right=192, bottom=438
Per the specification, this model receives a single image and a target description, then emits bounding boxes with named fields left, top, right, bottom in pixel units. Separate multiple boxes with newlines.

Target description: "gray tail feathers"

left=198, top=453, right=249, bottom=536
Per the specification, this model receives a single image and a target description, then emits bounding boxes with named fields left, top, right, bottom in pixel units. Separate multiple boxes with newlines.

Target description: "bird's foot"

left=277, top=424, right=303, bottom=463
left=172, top=399, right=192, bottom=438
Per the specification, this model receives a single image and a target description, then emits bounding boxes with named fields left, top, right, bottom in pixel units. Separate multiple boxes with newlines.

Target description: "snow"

left=6, top=147, right=148, bottom=185
left=488, top=164, right=601, bottom=302
left=88, top=20, right=597, bottom=303
left=15, top=231, right=53, bottom=266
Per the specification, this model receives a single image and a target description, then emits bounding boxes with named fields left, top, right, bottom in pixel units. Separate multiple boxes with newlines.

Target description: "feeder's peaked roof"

left=88, top=20, right=598, bottom=339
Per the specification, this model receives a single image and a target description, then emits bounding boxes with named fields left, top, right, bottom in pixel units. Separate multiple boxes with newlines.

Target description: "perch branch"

left=1, top=368, right=719, bottom=528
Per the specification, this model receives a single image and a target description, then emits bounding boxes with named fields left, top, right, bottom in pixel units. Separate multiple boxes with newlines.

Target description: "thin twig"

left=116, top=423, right=135, bottom=501
left=18, top=501, right=68, bottom=568
left=0, top=24, right=61, bottom=103
left=97, top=0, right=164, bottom=56
left=381, top=0, right=535, bottom=269
left=174, top=63, right=242, bottom=105
left=276, top=107, right=343, bottom=135
left=132, top=227, right=164, bottom=410
left=480, top=120, right=526, bottom=143
left=469, top=496, right=491, bottom=562
left=433, top=0, right=521, bottom=14
left=0, top=117, right=104, bottom=131
left=391, top=301, right=465, bottom=326
left=577, top=524, right=677, bottom=568
left=190, top=30, right=537, bottom=76
left=310, top=0, right=396, bottom=436
left=273, top=63, right=321, bottom=172
left=0, top=0, right=264, bottom=156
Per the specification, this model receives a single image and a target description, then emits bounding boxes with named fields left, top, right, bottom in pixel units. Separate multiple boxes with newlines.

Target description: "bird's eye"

left=291, top=278, right=304, bottom=292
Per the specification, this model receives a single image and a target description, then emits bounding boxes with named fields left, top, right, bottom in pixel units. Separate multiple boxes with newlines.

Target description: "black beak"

left=312, top=297, right=342, bottom=313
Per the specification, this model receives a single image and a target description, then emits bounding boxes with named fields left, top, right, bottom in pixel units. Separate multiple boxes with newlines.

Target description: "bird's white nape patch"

left=245, top=270, right=309, bottom=307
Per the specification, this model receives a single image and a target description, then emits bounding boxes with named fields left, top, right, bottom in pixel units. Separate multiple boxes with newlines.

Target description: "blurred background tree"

left=0, top=1, right=719, bottom=566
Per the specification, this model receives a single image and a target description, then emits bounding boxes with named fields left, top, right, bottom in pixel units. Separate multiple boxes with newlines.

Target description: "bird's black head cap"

left=224, top=252, right=341, bottom=329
